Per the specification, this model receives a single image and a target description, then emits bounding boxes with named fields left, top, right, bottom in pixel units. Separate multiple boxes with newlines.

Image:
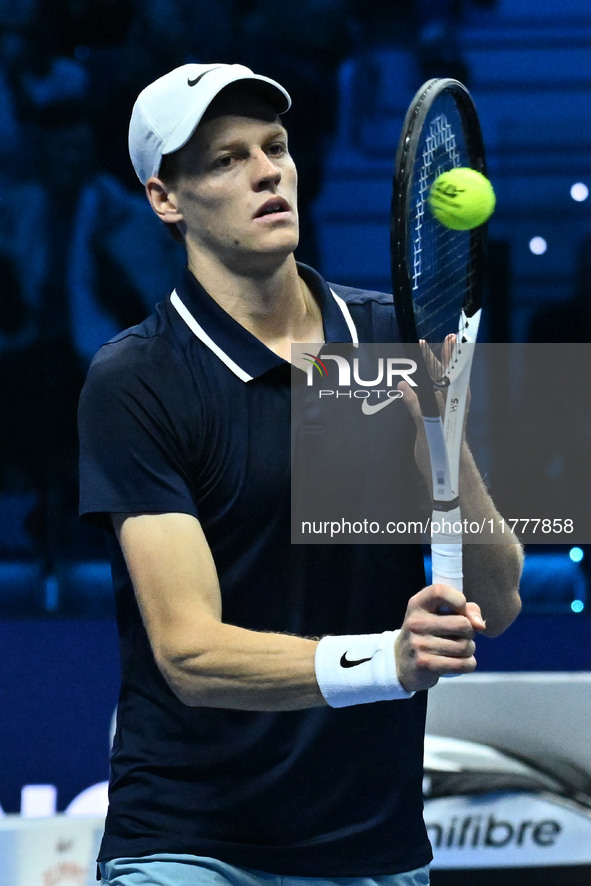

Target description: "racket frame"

left=390, top=78, right=488, bottom=592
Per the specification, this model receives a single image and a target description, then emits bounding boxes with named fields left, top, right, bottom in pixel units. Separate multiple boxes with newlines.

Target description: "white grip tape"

left=431, top=542, right=463, bottom=593
left=431, top=504, right=463, bottom=593
left=315, top=630, right=415, bottom=708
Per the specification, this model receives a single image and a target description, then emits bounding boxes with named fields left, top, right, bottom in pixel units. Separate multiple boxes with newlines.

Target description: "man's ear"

left=145, top=177, right=183, bottom=225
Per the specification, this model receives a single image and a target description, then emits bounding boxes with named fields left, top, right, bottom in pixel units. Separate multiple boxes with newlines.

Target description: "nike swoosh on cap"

left=187, top=66, right=222, bottom=87
left=340, top=652, right=375, bottom=668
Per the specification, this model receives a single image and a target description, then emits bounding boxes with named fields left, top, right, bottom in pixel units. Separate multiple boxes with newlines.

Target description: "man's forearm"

left=158, top=621, right=325, bottom=710
left=459, top=444, right=523, bottom=636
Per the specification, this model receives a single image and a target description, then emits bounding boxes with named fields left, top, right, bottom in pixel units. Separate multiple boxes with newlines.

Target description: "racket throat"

left=423, top=416, right=458, bottom=504
left=441, top=307, right=481, bottom=492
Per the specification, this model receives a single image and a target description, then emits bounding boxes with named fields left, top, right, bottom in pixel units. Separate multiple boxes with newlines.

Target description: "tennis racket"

left=391, top=78, right=488, bottom=594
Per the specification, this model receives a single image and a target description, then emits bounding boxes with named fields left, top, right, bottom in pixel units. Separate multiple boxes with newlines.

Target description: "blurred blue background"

left=0, top=0, right=590, bottom=815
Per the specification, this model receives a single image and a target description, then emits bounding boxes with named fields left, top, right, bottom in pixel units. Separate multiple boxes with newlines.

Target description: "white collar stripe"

left=170, top=289, right=253, bottom=382
left=170, top=285, right=359, bottom=380
left=330, top=288, right=359, bottom=346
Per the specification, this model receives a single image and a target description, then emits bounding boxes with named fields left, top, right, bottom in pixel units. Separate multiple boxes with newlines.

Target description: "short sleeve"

left=78, top=338, right=199, bottom=529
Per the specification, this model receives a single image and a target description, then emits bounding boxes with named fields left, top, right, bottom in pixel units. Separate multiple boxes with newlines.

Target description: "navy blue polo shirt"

left=78, top=264, right=432, bottom=877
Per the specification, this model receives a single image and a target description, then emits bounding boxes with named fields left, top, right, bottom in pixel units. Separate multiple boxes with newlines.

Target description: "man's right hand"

left=395, top=584, right=486, bottom=692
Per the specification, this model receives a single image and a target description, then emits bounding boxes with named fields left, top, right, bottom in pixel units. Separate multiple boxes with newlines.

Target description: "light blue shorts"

left=98, top=855, right=430, bottom=886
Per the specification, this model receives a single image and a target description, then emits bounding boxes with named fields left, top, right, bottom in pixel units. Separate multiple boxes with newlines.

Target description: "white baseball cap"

left=128, top=63, right=292, bottom=184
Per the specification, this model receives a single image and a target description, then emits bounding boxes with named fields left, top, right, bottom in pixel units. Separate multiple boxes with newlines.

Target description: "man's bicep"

left=112, top=512, right=223, bottom=656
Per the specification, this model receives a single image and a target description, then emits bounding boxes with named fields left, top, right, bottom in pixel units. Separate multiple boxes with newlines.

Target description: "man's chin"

left=253, top=233, right=300, bottom=261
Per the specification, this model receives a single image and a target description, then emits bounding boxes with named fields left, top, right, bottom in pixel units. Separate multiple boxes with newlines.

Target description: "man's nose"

left=252, top=150, right=282, bottom=188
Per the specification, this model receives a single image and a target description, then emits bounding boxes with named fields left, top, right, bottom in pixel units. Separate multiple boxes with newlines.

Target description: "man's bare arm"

left=460, top=444, right=523, bottom=637
left=113, top=511, right=323, bottom=710
left=113, top=511, right=485, bottom=709
left=399, top=380, right=523, bottom=638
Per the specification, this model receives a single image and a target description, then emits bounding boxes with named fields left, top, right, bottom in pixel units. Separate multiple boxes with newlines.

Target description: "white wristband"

left=315, top=630, right=415, bottom=708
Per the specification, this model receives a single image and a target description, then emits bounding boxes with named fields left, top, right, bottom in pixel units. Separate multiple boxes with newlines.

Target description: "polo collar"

left=170, top=264, right=358, bottom=382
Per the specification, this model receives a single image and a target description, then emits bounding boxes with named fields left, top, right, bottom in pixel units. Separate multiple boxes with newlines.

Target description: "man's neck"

left=186, top=252, right=324, bottom=361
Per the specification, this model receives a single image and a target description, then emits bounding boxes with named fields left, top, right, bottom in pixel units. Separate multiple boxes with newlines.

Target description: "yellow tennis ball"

left=429, top=167, right=496, bottom=230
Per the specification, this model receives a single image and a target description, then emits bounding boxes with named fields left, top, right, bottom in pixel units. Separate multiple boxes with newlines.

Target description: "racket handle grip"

left=432, top=536, right=464, bottom=678
left=431, top=542, right=463, bottom=594
left=431, top=503, right=463, bottom=593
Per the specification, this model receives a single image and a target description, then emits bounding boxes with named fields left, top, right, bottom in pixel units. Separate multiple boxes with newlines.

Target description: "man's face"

left=165, top=90, right=299, bottom=270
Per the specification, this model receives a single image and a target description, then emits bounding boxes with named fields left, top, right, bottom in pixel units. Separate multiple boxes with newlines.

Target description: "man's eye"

left=215, top=155, right=235, bottom=168
left=268, top=143, right=286, bottom=156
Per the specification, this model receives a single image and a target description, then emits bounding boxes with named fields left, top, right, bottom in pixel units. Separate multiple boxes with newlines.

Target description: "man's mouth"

left=254, top=198, right=290, bottom=218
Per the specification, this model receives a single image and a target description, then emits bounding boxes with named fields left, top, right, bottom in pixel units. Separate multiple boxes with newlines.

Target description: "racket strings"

left=409, top=103, right=473, bottom=383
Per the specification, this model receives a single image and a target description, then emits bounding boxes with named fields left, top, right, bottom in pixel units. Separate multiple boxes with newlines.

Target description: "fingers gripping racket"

left=391, top=78, right=488, bottom=594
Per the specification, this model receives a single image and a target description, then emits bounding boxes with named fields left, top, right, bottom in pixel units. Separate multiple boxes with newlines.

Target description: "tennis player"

left=78, top=63, right=522, bottom=886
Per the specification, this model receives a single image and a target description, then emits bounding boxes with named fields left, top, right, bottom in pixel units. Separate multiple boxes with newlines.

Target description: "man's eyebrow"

left=211, top=125, right=288, bottom=153
left=265, top=125, right=288, bottom=140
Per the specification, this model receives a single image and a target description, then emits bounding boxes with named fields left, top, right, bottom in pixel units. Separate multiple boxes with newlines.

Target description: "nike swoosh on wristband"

left=340, top=652, right=375, bottom=668
left=361, top=397, right=400, bottom=416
